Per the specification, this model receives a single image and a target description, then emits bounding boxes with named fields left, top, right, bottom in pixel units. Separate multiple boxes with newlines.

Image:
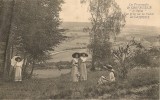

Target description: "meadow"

left=50, top=22, right=160, bottom=63
left=0, top=22, right=160, bottom=99
left=0, top=68, right=159, bottom=99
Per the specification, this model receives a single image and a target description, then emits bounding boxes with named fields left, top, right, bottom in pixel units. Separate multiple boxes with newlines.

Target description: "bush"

left=133, top=47, right=160, bottom=68
left=50, top=89, right=72, bottom=99
left=145, top=85, right=159, bottom=99
left=127, top=68, right=159, bottom=87
left=55, top=61, right=72, bottom=69
left=133, top=50, right=152, bottom=66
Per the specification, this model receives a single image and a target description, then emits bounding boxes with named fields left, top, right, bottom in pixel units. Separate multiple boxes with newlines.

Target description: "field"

left=0, top=68, right=159, bottom=99
left=0, top=22, right=160, bottom=99
left=49, top=22, right=160, bottom=63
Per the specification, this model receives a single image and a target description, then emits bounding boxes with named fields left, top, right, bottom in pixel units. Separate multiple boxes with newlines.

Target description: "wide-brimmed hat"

left=72, top=52, right=80, bottom=58
left=80, top=53, right=88, bottom=57
left=103, top=64, right=113, bottom=70
left=106, top=65, right=115, bottom=72
left=106, top=64, right=112, bottom=69
left=15, top=57, right=22, bottom=62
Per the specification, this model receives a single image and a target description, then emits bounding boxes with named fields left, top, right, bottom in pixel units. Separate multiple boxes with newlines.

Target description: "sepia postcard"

left=0, top=0, right=159, bottom=99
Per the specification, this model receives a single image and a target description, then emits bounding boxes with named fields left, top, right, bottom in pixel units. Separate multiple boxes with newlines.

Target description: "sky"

left=60, top=0, right=160, bottom=27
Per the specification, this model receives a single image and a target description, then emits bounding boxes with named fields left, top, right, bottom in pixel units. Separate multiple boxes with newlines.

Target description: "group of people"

left=71, top=52, right=116, bottom=85
left=71, top=52, right=88, bottom=82
left=10, top=52, right=116, bottom=85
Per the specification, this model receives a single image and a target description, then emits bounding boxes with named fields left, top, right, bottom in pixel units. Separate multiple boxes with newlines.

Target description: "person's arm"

left=72, top=59, right=78, bottom=66
left=13, top=62, right=17, bottom=68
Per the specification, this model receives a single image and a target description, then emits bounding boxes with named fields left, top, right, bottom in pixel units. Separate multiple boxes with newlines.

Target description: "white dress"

left=14, top=60, right=23, bottom=81
left=71, top=58, right=79, bottom=82
left=79, top=57, right=87, bottom=81
left=98, top=71, right=115, bottom=85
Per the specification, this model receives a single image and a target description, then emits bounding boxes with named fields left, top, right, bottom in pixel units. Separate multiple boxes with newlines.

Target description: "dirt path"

left=33, top=69, right=71, bottom=78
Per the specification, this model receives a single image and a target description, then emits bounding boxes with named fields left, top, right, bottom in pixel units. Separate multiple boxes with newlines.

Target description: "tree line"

left=0, top=0, right=66, bottom=80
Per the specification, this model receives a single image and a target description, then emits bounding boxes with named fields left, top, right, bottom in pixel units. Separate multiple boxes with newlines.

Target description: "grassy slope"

left=0, top=68, right=159, bottom=99
left=0, top=70, right=108, bottom=99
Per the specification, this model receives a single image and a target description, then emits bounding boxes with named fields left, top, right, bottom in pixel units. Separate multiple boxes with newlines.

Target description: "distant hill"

left=61, top=22, right=91, bottom=29
left=61, top=22, right=160, bottom=34
left=61, top=22, right=160, bottom=43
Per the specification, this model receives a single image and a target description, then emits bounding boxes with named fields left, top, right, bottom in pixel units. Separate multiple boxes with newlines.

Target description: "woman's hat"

left=80, top=53, right=88, bottom=57
left=103, top=64, right=113, bottom=70
left=106, top=64, right=112, bottom=69
left=15, top=57, right=22, bottom=62
left=72, top=52, right=80, bottom=58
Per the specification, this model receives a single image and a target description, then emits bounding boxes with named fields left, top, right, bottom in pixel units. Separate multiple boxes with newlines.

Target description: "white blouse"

left=80, top=57, right=87, bottom=62
left=15, top=60, right=24, bottom=68
left=109, top=72, right=115, bottom=82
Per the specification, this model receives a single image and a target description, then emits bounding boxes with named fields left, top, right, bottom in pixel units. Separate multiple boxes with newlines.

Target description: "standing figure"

left=79, top=53, right=88, bottom=81
left=14, top=57, right=23, bottom=82
left=71, top=52, right=80, bottom=82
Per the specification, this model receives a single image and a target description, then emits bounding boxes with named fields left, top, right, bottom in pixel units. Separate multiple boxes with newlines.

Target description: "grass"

left=0, top=24, right=160, bottom=99
left=0, top=70, right=108, bottom=99
left=127, top=68, right=159, bottom=87
left=0, top=68, right=159, bottom=99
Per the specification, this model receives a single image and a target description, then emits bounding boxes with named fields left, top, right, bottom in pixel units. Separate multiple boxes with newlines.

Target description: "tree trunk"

left=2, top=0, right=15, bottom=80
left=30, top=60, right=35, bottom=78
left=22, top=54, right=27, bottom=76
left=91, top=55, right=95, bottom=71
left=121, top=63, right=128, bottom=79
left=10, top=44, right=14, bottom=58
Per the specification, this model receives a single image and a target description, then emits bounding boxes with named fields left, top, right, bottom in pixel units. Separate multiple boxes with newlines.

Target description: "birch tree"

left=81, top=0, right=125, bottom=70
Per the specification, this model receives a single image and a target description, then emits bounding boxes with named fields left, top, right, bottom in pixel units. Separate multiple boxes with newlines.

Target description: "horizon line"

left=62, top=21, right=160, bottom=28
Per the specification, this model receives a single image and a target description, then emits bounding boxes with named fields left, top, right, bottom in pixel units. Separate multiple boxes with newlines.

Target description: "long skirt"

left=79, top=63, right=87, bottom=81
left=71, top=66, right=79, bottom=82
left=15, top=67, right=22, bottom=81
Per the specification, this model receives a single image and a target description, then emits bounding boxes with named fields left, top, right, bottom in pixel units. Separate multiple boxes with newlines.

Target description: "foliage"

left=127, top=68, right=159, bottom=87
left=12, top=0, right=65, bottom=59
left=145, top=85, right=159, bottom=99
left=112, top=39, right=142, bottom=79
left=112, top=39, right=160, bottom=79
left=51, top=68, right=159, bottom=99
left=55, top=61, right=72, bottom=69
left=81, top=0, right=126, bottom=70
left=0, top=68, right=159, bottom=99
left=0, top=0, right=66, bottom=79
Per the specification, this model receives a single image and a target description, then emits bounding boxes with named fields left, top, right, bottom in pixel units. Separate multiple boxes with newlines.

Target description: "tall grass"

left=127, top=68, right=159, bottom=87
left=0, top=68, right=159, bottom=99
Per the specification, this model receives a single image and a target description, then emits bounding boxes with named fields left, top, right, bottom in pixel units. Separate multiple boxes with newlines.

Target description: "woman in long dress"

left=71, top=53, right=80, bottom=82
left=79, top=53, right=88, bottom=81
left=14, top=57, right=23, bottom=82
left=98, top=65, right=115, bottom=85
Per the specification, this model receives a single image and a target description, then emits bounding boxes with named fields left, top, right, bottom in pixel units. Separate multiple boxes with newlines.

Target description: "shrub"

left=127, top=68, right=159, bottom=87
left=145, top=85, right=159, bottom=99
left=55, top=61, right=72, bottom=69
left=50, top=89, right=72, bottom=99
